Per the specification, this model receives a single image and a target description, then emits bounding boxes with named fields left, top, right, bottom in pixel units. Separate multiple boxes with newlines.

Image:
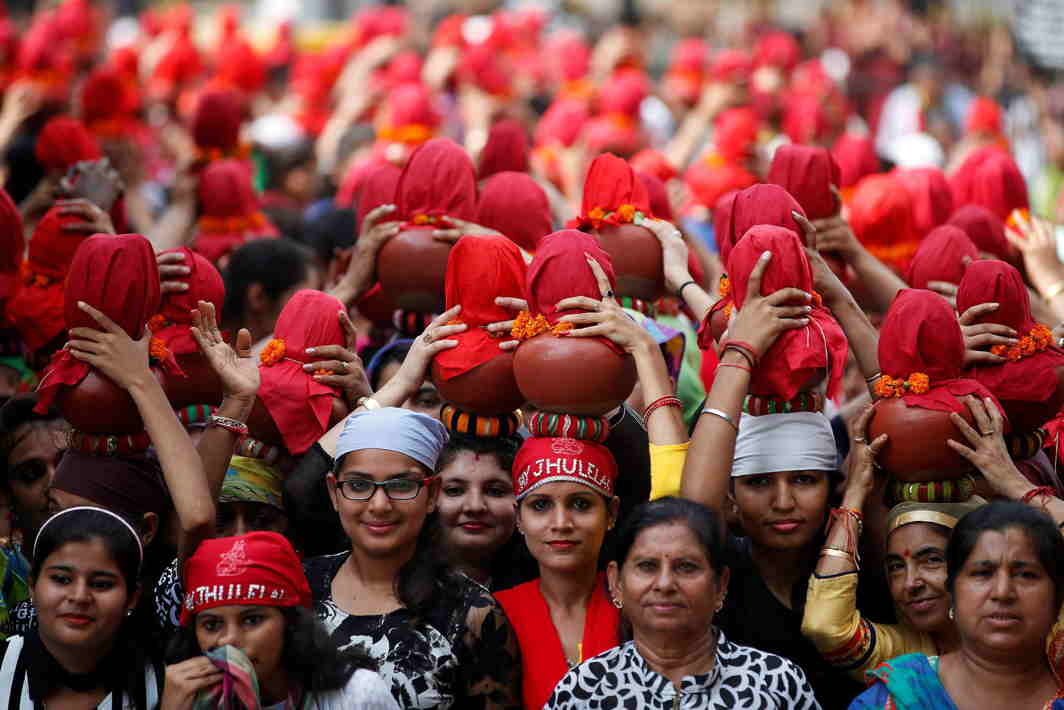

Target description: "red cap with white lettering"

left=512, top=437, right=618, bottom=501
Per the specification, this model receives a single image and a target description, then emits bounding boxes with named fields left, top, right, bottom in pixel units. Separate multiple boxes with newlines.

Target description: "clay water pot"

left=57, top=367, right=163, bottom=435
left=162, top=353, right=224, bottom=409
left=431, top=352, right=525, bottom=415
left=513, top=334, right=637, bottom=415
left=377, top=227, right=450, bottom=313
left=868, top=397, right=978, bottom=482
left=594, top=223, right=665, bottom=301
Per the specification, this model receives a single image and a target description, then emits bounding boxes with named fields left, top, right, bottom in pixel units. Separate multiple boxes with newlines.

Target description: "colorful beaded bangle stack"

left=617, top=296, right=657, bottom=318
left=743, top=391, right=824, bottom=416
left=889, top=476, right=975, bottom=505
left=393, top=310, right=436, bottom=337
left=526, top=412, right=611, bottom=442
left=440, top=404, right=522, bottom=438
left=1005, top=428, right=1047, bottom=460
left=236, top=436, right=296, bottom=473
left=176, top=404, right=217, bottom=429
left=69, top=430, right=152, bottom=456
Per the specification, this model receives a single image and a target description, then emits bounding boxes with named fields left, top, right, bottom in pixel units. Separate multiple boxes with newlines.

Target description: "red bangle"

left=642, top=395, right=682, bottom=426
left=718, top=362, right=751, bottom=373
left=1022, top=486, right=1056, bottom=506
left=722, top=340, right=759, bottom=367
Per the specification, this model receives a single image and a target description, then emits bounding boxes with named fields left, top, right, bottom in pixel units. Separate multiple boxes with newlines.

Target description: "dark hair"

left=0, top=393, right=64, bottom=464
left=303, top=206, right=357, bottom=267
left=947, top=501, right=1064, bottom=606
left=613, top=497, right=728, bottom=576
left=167, top=606, right=376, bottom=695
left=437, top=433, right=521, bottom=476
left=222, top=238, right=313, bottom=323
left=368, top=341, right=412, bottom=390
left=31, top=508, right=142, bottom=593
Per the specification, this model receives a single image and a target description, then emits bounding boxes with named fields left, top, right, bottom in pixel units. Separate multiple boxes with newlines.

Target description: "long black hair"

left=222, top=238, right=313, bottom=324
left=166, top=607, right=376, bottom=695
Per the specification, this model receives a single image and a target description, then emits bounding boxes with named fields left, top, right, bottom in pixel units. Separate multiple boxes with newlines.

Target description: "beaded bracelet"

left=209, top=414, right=249, bottom=439
left=643, top=395, right=682, bottom=427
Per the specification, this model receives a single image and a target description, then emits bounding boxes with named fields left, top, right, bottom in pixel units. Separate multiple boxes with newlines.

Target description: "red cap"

left=766, top=144, right=840, bottom=220
left=458, top=44, right=513, bottom=97
left=434, top=234, right=526, bottom=381
left=894, top=167, right=954, bottom=239
left=193, top=160, right=278, bottom=264
left=396, top=138, right=477, bottom=225
left=714, top=108, right=760, bottom=163
left=181, top=532, right=311, bottom=625
left=79, top=67, right=136, bottom=131
left=35, top=117, right=102, bottom=172
left=534, top=99, right=589, bottom=148
left=905, top=225, right=979, bottom=290
left=728, top=225, right=847, bottom=399
left=848, top=174, right=918, bottom=271
left=512, top=436, right=617, bottom=500
left=476, top=171, right=551, bottom=253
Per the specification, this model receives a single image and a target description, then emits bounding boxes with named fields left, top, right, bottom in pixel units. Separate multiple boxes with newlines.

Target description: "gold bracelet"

left=819, top=548, right=858, bottom=568
left=1046, top=281, right=1064, bottom=300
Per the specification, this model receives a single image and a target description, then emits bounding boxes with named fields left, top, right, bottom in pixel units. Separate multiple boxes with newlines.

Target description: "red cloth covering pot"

left=79, top=67, right=138, bottom=136
left=6, top=206, right=90, bottom=353
left=192, top=159, right=278, bottom=265
left=148, top=27, right=203, bottom=100
left=36, top=233, right=166, bottom=425
left=0, top=187, right=24, bottom=308
left=948, top=205, right=1014, bottom=262
left=830, top=133, right=879, bottom=193
left=949, top=146, right=1028, bottom=221
left=377, top=138, right=477, bottom=313
left=513, top=229, right=636, bottom=414
left=584, top=70, right=650, bottom=157
left=663, top=38, right=708, bottom=107
left=894, top=167, right=954, bottom=239
left=727, top=225, right=847, bottom=400
left=375, top=83, right=441, bottom=148
left=478, top=119, right=530, bottom=180
left=905, top=225, right=979, bottom=290
left=848, top=174, right=919, bottom=272
left=636, top=172, right=673, bottom=221
left=713, top=108, right=760, bottom=164
left=476, top=171, right=550, bottom=253
left=708, top=49, right=753, bottom=83
left=35, top=116, right=102, bottom=173
left=685, top=156, right=759, bottom=211
left=255, top=290, right=346, bottom=455
left=630, top=149, right=678, bottom=184
left=957, top=260, right=1064, bottom=432
left=965, top=97, right=1004, bottom=139
left=431, top=234, right=526, bottom=414
left=766, top=144, right=840, bottom=220
left=191, top=87, right=245, bottom=156
left=338, top=158, right=401, bottom=228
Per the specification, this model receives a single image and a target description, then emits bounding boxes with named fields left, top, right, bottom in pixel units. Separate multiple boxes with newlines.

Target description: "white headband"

left=731, top=412, right=839, bottom=477
left=34, top=506, right=144, bottom=570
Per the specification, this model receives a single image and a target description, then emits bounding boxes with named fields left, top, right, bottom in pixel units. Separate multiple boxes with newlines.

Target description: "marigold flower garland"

left=260, top=338, right=286, bottom=365
left=874, top=372, right=930, bottom=398
left=991, top=324, right=1053, bottom=362
left=583, top=202, right=646, bottom=230
left=511, top=312, right=573, bottom=339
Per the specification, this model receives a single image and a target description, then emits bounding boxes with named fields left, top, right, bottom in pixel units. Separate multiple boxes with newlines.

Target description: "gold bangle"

left=1046, top=281, right=1064, bottom=300
left=819, top=548, right=857, bottom=566
left=356, top=396, right=381, bottom=411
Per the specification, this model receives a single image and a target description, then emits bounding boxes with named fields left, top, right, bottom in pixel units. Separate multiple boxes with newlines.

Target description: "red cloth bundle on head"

left=714, top=184, right=805, bottom=265
left=637, top=171, right=673, bottom=222
left=458, top=44, right=513, bottom=98
left=351, top=5, right=407, bottom=49
left=766, top=144, right=840, bottom=220
left=877, top=289, right=999, bottom=414
left=894, top=167, right=954, bottom=239
left=685, top=158, right=758, bottom=212
left=713, top=108, right=760, bottom=164
left=376, top=83, right=441, bottom=147
left=630, top=149, right=677, bottom=184
left=193, top=160, right=278, bottom=264
left=478, top=119, right=530, bottom=180
left=257, top=290, right=345, bottom=455
left=434, top=234, right=526, bottom=381
left=151, top=247, right=225, bottom=355
left=956, top=260, right=1064, bottom=405
left=181, top=532, right=311, bottom=625
left=15, top=11, right=73, bottom=96
left=79, top=67, right=137, bottom=136
left=396, top=138, right=478, bottom=226
left=947, top=205, right=1013, bottom=261
left=511, top=435, right=618, bottom=499
left=0, top=187, right=24, bottom=307
left=830, top=134, right=879, bottom=194
left=584, top=70, right=649, bottom=157
left=572, top=153, right=651, bottom=229
left=35, top=116, right=102, bottom=173
left=727, top=225, right=847, bottom=400
left=663, top=38, right=707, bottom=106
left=149, top=28, right=203, bottom=100
left=905, top=225, right=979, bottom=290
left=848, top=174, right=919, bottom=271
left=524, top=229, right=616, bottom=329
left=950, top=147, right=1028, bottom=221
left=6, top=207, right=91, bottom=353
left=352, top=160, right=401, bottom=229
left=754, top=31, right=801, bottom=73
left=782, top=94, right=832, bottom=146
left=35, top=233, right=162, bottom=413
left=380, top=51, right=423, bottom=90
left=708, top=49, right=753, bottom=84
left=214, top=39, right=266, bottom=95
left=965, top=97, right=1004, bottom=139
left=476, top=172, right=550, bottom=253
left=534, top=99, right=588, bottom=149
left=191, top=87, right=245, bottom=157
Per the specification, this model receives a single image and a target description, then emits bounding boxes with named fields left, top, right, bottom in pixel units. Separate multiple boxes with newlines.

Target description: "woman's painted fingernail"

left=306, top=347, right=316, bottom=354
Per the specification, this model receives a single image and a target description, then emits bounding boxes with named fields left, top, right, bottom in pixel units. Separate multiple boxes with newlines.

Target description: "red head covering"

left=630, top=150, right=677, bottom=184
left=525, top=229, right=616, bottom=329
left=478, top=119, right=530, bottom=180
left=0, top=187, right=24, bottom=306
left=572, top=153, right=651, bottom=229
left=585, top=71, right=649, bottom=156
left=950, top=147, right=1028, bottom=220
left=893, top=167, right=954, bottom=239
left=848, top=174, right=919, bottom=271
left=728, top=225, right=847, bottom=399
left=754, top=31, right=800, bottom=72
left=534, top=99, right=588, bottom=148
left=181, top=532, right=311, bottom=625
left=458, top=44, right=512, bottom=98
left=36, top=233, right=161, bottom=413
left=191, top=87, right=245, bottom=156
left=7, top=207, right=90, bottom=353
left=714, top=184, right=805, bottom=265
left=257, top=290, right=344, bottom=455
left=905, top=225, right=979, bottom=290
left=434, top=234, right=526, bottom=381
left=381, top=51, right=423, bottom=89
left=957, top=260, right=1064, bottom=406
left=708, top=49, right=753, bottom=83
left=35, top=116, right=102, bottom=173
left=339, top=159, right=401, bottom=229
left=512, top=436, right=617, bottom=500
left=396, top=138, right=477, bottom=226
left=15, top=11, right=73, bottom=96
left=766, top=144, right=840, bottom=220
left=352, top=5, right=408, bottom=49
left=947, top=205, right=1012, bottom=260
left=376, top=83, right=441, bottom=145
left=664, top=39, right=707, bottom=106
left=714, top=108, right=760, bottom=163
left=149, top=31, right=203, bottom=99
left=830, top=134, right=879, bottom=191
left=476, top=172, right=550, bottom=253
left=193, top=160, right=278, bottom=264
left=214, top=39, right=266, bottom=95
left=151, top=247, right=225, bottom=356
left=782, top=94, right=831, bottom=146
left=79, top=68, right=136, bottom=134
left=965, top=97, right=1003, bottom=137
left=636, top=172, right=673, bottom=221
left=878, top=289, right=1001, bottom=414
left=685, top=158, right=759, bottom=211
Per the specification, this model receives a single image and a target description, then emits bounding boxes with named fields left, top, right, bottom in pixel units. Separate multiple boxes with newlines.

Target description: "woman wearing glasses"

left=303, top=407, right=522, bottom=710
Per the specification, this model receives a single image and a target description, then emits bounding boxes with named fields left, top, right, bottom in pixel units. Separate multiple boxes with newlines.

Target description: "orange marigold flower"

left=719, top=275, right=731, bottom=298
left=588, top=207, right=606, bottom=222
left=148, top=314, right=169, bottom=333
left=617, top=204, right=636, bottom=222
left=874, top=376, right=900, bottom=398
left=413, top=214, right=431, bottom=225
left=906, top=373, right=930, bottom=395
left=1032, top=324, right=1053, bottom=347
left=149, top=337, right=170, bottom=362
left=723, top=302, right=733, bottom=320
left=260, top=338, right=286, bottom=365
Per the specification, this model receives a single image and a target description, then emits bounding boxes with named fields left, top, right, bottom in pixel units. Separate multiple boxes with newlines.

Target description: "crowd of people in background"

left=1, top=0, right=1064, bottom=708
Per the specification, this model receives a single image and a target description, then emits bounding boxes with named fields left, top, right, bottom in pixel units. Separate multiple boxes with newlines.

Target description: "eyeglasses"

left=335, top=476, right=436, bottom=502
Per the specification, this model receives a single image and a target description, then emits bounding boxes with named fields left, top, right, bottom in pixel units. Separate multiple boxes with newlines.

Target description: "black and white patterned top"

left=545, top=631, right=822, bottom=710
